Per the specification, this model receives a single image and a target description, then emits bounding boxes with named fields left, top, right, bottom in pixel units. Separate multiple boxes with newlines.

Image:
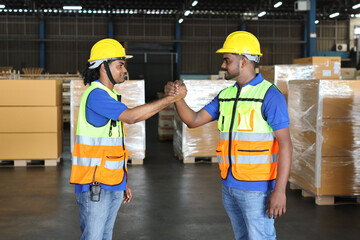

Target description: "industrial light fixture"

left=0, top=4, right=5, bottom=8
left=258, top=11, right=266, bottom=17
left=329, top=12, right=339, bottom=18
left=352, top=3, right=360, bottom=9
left=192, top=1, right=198, bottom=7
left=184, top=10, right=191, bottom=16
left=274, top=2, right=283, bottom=8
left=63, top=6, right=82, bottom=10
left=178, top=18, right=184, bottom=23
left=315, top=20, right=319, bottom=24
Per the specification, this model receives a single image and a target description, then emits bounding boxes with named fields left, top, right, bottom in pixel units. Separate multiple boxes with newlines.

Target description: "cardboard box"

left=0, top=132, right=62, bottom=159
left=341, top=68, right=356, bottom=80
left=0, top=80, right=62, bottom=106
left=293, top=56, right=341, bottom=79
left=288, top=79, right=360, bottom=196
left=0, top=107, right=62, bottom=133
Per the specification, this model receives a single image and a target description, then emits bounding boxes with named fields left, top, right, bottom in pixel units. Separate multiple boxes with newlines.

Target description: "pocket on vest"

left=97, top=149, right=128, bottom=185
left=232, top=144, right=271, bottom=181
left=237, top=104, right=255, bottom=132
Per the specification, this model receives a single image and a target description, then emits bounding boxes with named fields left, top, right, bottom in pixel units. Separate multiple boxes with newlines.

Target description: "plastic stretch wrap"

left=70, top=80, right=146, bottom=160
left=259, top=65, right=315, bottom=102
left=173, top=80, right=234, bottom=158
left=288, top=80, right=360, bottom=196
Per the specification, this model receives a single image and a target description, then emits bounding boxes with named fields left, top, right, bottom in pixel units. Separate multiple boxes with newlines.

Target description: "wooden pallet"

left=158, top=135, right=173, bottom=141
left=175, top=153, right=217, bottom=164
left=127, top=158, right=143, bottom=165
left=0, top=157, right=61, bottom=167
left=289, top=183, right=360, bottom=205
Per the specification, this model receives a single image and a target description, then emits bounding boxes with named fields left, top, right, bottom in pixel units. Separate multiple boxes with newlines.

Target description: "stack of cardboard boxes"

left=158, top=104, right=175, bottom=141
left=259, top=56, right=341, bottom=102
left=288, top=79, right=360, bottom=204
left=70, top=80, right=146, bottom=165
left=0, top=80, right=63, bottom=166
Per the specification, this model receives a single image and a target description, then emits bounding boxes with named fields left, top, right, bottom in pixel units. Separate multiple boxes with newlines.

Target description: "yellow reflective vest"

left=70, top=81, right=128, bottom=185
left=216, top=80, right=278, bottom=181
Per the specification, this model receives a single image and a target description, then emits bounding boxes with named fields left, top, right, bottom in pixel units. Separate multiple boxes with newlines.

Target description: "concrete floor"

left=0, top=116, right=360, bottom=240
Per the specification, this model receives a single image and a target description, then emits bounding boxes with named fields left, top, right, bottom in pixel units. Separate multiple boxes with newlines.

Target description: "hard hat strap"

left=104, top=60, right=117, bottom=85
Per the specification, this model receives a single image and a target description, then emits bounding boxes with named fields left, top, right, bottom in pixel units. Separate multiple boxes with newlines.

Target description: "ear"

left=99, top=63, right=106, bottom=73
left=240, top=56, right=248, bottom=68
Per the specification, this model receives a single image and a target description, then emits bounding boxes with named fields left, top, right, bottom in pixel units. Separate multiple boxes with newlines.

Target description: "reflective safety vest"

left=70, top=81, right=128, bottom=185
left=216, top=79, right=279, bottom=181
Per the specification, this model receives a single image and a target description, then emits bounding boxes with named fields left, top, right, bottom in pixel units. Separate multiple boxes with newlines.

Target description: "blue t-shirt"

left=75, top=80, right=128, bottom=193
left=203, top=73, right=289, bottom=191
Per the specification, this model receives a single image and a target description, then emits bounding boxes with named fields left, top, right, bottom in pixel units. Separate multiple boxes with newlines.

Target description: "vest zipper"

left=237, top=149, right=269, bottom=152
left=227, top=86, right=241, bottom=178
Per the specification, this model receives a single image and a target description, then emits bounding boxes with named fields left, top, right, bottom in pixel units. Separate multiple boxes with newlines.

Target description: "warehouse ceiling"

left=0, top=0, right=359, bottom=20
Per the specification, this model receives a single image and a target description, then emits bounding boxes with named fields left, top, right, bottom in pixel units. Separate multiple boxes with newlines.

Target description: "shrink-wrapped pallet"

left=173, top=80, right=234, bottom=161
left=288, top=80, right=360, bottom=199
left=70, top=80, right=146, bottom=162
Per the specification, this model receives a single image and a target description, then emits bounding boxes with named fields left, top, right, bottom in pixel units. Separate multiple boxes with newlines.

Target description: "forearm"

left=174, top=99, right=198, bottom=128
left=274, top=142, right=292, bottom=193
left=120, top=96, right=175, bottom=124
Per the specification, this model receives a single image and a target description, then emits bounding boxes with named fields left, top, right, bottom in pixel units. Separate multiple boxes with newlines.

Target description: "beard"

left=223, top=67, right=240, bottom=80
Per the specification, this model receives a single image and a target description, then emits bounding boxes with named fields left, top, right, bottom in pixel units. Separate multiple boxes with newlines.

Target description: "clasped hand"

left=165, top=80, right=187, bottom=101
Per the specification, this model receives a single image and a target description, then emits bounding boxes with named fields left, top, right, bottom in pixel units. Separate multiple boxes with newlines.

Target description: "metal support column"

left=303, top=20, right=309, bottom=57
left=108, top=20, right=114, bottom=39
left=175, top=22, right=181, bottom=79
left=241, top=23, right=246, bottom=31
left=307, top=0, right=316, bottom=56
left=39, top=19, right=45, bottom=72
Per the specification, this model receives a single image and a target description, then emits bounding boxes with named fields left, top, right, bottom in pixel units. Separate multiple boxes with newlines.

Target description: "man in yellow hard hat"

left=165, top=31, right=292, bottom=240
left=70, top=38, right=187, bottom=240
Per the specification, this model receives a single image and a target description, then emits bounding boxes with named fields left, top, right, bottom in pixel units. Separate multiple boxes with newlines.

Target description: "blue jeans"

left=76, top=189, right=124, bottom=240
left=222, top=184, right=276, bottom=240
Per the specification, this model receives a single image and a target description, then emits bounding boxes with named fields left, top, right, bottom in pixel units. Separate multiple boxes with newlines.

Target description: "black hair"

left=82, top=62, right=100, bottom=86
left=82, top=59, right=117, bottom=86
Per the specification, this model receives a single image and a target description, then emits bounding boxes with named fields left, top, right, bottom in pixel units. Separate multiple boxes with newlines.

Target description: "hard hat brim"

left=216, top=48, right=263, bottom=57
left=88, top=55, right=133, bottom=62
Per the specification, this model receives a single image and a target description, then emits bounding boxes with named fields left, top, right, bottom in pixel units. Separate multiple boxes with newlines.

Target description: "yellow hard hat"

left=88, top=38, right=133, bottom=69
left=216, top=31, right=263, bottom=57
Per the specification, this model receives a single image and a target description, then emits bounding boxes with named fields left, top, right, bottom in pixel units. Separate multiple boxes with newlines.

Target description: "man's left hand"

left=266, top=190, right=286, bottom=220
left=123, top=185, right=132, bottom=204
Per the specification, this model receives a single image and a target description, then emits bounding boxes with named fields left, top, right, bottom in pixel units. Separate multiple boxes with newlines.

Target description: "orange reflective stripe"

left=122, top=122, right=126, bottom=136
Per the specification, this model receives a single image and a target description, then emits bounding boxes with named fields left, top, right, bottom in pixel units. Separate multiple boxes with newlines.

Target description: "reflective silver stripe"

left=105, top=160, right=125, bottom=170
left=229, top=153, right=278, bottom=164
left=270, top=154, right=278, bottom=163
left=72, top=156, right=101, bottom=167
left=217, top=155, right=230, bottom=164
left=220, top=132, right=275, bottom=141
left=76, top=135, right=124, bottom=146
